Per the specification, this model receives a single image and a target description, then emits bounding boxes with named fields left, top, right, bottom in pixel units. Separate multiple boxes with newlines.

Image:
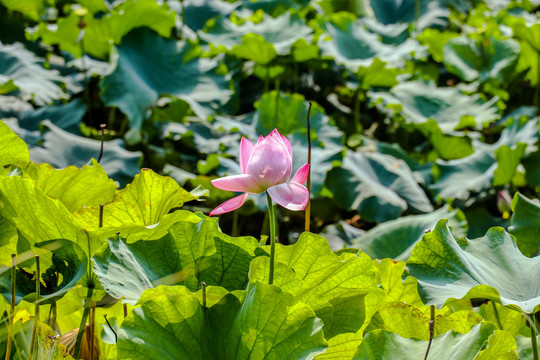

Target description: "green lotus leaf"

left=0, top=216, right=17, bottom=266
left=326, top=149, right=433, bottom=223
left=479, top=301, right=527, bottom=336
left=407, top=219, right=540, bottom=314
left=116, top=283, right=328, bottom=359
left=508, top=21, right=539, bottom=85
left=175, top=0, right=237, bottom=32
left=27, top=120, right=142, bottom=187
left=93, top=217, right=262, bottom=304
left=418, top=28, right=459, bottom=62
left=251, top=232, right=378, bottom=336
left=430, top=118, right=538, bottom=200
left=318, top=13, right=425, bottom=71
left=509, top=192, right=540, bottom=257
left=369, top=81, right=500, bottom=132
left=31, top=0, right=176, bottom=59
left=100, top=28, right=231, bottom=143
left=0, top=0, right=45, bottom=21
left=0, top=42, right=67, bottom=105
left=22, top=159, right=116, bottom=213
left=351, top=205, right=467, bottom=260
left=0, top=239, right=87, bottom=305
left=274, top=232, right=378, bottom=299
left=0, top=176, right=99, bottom=256
left=443, top=35, right=520, bottom=83
left=74, top=168, right=196, bottom=230
left=200, top=11, right=313, bottom=55
left=240, top=0, right=309, bottom=16
left=0, top=120, right=29, bottom=167
left=354, top=323, right=516, bottom=360
left=17, top=98, right=86, bottom=133
left=366, top=302, right=482, bottom=340
left=231, top=33, right=277, bottom=65
left=314, top=332, right=363, bottom=360
left=0, top=319, right=75, bottom=360
left=366, top=0, right=449, bottom=28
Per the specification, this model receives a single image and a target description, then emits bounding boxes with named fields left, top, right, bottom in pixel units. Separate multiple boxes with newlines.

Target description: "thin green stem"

left=304, top=102, right=312, bottom=232
left=353, top=88, right=362, bottom=133
left=529, top=314, right=539, bottom=360
left=179, top=0, right=185, bottom=40
left=74, top=286, right=94, bottom=359
left=491, top=301, right=503, bottom=329
left=5, top=254, right=16, bottom=360
left=423, top=305, right=435, bottom=360
left=28, top=256, right=40, bottom=360
left=266, top=192, right=276, bottom=285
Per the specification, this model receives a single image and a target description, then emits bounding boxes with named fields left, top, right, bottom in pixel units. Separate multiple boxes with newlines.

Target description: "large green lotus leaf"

left=443, top=35, right=520, bottom=83
left=171, top=0, right=237, bottom=32
left=0, top=216, right=17, bottom=267
left=32, top=0, right=176, bottom=59
left=100, top=28, right=231, bottom=142
left=351, top=205, right=467, bottom=260
left=326, top=149, right=433, bottom=223
left=248, top=255, right=363, bottom=339
left=0, top=42, right=66, bottom=105
left=366, top=302, right=482, bottom=340
left=418, top=28, right=460, bottom=62
left=0, top=177, right=98, bottom=256
left=366, top=0, right=449, bottom=28
left=313, top=332, right=363, bottom=360
left=407, top=219, right=540, bottom=314
left=93, top=218, right=261, bottom=304
left=318, top=13, right=425, bottom=71
left=353, top=323, right=516, bottom=360
left=17, top=97, right=86, bottom=133
left=275, top=232, right=378, bottom=299
left=22, top=159, right=116, bottom=213
left=369, top=81, right=500, bottom=132
left=509, top=22, right=539, bottom=85
left=0, top=119, right=28, bottom=167
left=479, top=301, right=527, bottom=336
left=0, top=239, right=87, bottom=305
left=0, top=0, right=45, bottom=21
left=215, top=283, right=327, bottom=359
left=116, top=283, right=327, bottom=359
left=231, top=33, right=278, bottom=65
left=508, top=192, right=540, bottom=257
left=430, top=118, right=538, bottom=200
left=199, top=11, right=313, bottom=55
left=26, top=120, right=142, bottom=187
left=74, top=168, right=196, bottom=230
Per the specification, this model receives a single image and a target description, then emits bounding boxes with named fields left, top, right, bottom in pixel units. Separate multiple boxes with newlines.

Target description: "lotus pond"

left=0, top=0, right=539, bottom=359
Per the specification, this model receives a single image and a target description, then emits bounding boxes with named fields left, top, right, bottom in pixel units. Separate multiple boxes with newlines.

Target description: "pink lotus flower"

left=210, top=129, right=310, bottom=216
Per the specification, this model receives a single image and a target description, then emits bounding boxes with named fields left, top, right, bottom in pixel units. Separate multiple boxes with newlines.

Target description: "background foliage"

left=0, top=0, right=539, bottom=359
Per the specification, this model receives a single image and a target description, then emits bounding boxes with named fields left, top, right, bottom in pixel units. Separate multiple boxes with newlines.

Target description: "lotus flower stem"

left=28, top=255, right=40, bottom=360
left=98, top=125, right=106, bottom=163
left=491, top=301, right=503, bottom=329
left=74, top=286, right=94, bottom=358
left=528, top=314, right=539, bottom=360
left=305, top=102, right=312, bottom=232
left=423, top=305, right=435, bottom=360
left=267, top=192, right=277, bottom=285
left=5, top=254, right=16, bottom=360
